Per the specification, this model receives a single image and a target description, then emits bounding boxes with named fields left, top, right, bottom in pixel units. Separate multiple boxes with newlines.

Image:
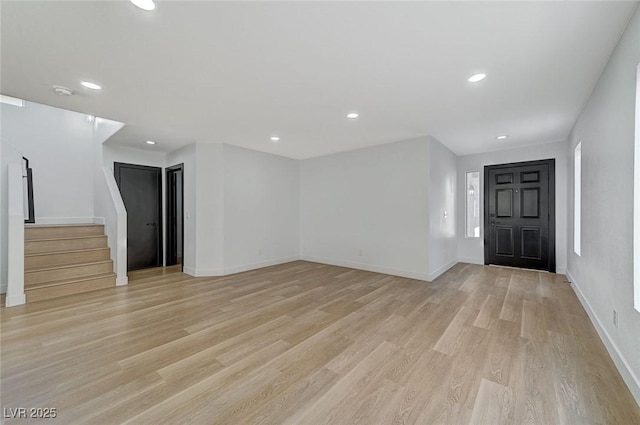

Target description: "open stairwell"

left=24, top=224, right=116, bottom=302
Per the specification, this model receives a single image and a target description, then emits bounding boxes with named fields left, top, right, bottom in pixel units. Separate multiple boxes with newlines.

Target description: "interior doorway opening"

left=166, top=164, right=184, bottom=269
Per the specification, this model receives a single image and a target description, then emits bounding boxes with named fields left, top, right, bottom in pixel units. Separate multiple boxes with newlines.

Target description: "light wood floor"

left=1, top=261, right=639, bottom=424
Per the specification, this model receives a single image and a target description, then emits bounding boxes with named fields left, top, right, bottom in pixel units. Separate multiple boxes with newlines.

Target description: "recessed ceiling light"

left=497, top=135, right=509, bottom=140
left=81, top=81, right=102, bottom=90
left=130, top=0, right=156, bottom=11
left=270, top=136, right=280, bottom=142
left=347, top=112, right=359, bottom=119
left=467, top=73, right=486, bottom=83
left=146, top=140, right=156, bottom=145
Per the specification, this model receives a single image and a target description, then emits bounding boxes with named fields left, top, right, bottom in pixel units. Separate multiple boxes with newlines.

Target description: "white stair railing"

left=98, top=166, right=128, bottom=285
left=6, top=162, right=25, bottom=306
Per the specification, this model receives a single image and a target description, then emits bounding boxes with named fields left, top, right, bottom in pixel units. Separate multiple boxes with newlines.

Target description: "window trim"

left=634, top=64, right=640, bottom=312
left=574, top=142, right=582, bottom=257
left=465, top=171, right=480, bottom=239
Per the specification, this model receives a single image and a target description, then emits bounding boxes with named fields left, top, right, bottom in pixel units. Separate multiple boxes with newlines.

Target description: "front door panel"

left=484, top=160, right=555, bottom=272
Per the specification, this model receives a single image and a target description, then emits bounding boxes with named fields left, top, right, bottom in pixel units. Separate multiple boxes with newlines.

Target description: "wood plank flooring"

left=1, top=261, right=639, bottom=424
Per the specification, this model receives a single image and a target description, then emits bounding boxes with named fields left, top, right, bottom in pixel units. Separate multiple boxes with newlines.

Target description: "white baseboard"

left=5, top=294, right=26, bottom=307
left=33, top=217, right=98, bottom=225
left=182, top=266, right=198, bottom=277
left=428, top=258, right=459, bottom=281
left=566, top=270, right=640, bottom=406
left=223, top=256, right=300, bottom=276
left=183, top=266, right=223, bottom=277
left=93, top=217, right=106, bottom=225
left=183, top=257, right=301, bottom=277
left=300, top=255, right=429, bottom=281
left=556, top=265, right=567, bottom=275
left=458, top=256, right=484, bottom=265
left=116, top=276, right=128, bottom=286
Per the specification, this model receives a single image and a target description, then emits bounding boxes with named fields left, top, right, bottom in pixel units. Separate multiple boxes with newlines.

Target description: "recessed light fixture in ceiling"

left=270, top=136, right=280, bottom=142
left=347, top=112, right=359, bottom=119
left=130, top=0, right=156, bottom=11
left=496, top=135, right=509, bottom=140
left=81, top=81, right=102, bottom=90
left=146, top=140, right=156, bottom=145
left=467, top=73, right=486, bottom=83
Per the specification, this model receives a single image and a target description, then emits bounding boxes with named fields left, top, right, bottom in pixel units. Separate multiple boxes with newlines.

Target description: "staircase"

left=24, top=224, right=116, bottom=302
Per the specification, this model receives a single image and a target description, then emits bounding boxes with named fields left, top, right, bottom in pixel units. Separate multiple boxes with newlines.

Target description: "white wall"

left=223, top=145, right=299, bottom=273
left=0, top=102, right=96, bottom=222
left=566, top=7, right=640, bottom=404
left=300, top=138, right=430, bottom=280
left=456, top=141, right=568, bottom=273
left=103, top=144, right=166, bottom=170
left=171, top=143, right=299, bottom=277
left=428, top=137, right=457, bottom=280
left=193, top=143, right=225, bottom=276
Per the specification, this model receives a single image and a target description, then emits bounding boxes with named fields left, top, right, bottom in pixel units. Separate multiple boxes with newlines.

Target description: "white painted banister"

left=99, top=166, right=128, bottom=285
left=6, top=162, right=25, bottom=306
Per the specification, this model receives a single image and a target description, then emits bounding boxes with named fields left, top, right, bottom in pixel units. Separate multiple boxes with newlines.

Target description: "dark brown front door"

left=484, top=159, right=555, bottom=272
left=114, top=162, right=163, bottom=271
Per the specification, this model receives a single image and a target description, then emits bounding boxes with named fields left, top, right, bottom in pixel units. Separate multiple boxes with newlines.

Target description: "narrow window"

left=634, top=64, right=640, bottom=312
left=574, top=142, right=582, bottom=256
left=466, top=171, right=480, bottom=238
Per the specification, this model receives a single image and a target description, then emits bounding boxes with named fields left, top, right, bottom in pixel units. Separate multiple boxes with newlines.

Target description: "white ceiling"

left=1, top=1, right=636, bottom=158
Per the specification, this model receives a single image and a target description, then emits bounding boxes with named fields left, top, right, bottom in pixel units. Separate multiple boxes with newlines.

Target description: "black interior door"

left=484, top=159, right=555, bottom=272
left=166, top=164, right=184, bottom=268
left=114, top=162, right=163, bottom=271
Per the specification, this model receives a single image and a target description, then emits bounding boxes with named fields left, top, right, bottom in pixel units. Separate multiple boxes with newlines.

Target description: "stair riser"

left=25, top=236, right=108, bottom=254
left=26, top=262, right=114, bottom=285
left=25, top=276, right=115, bottom=303
left=25, top=249, right=111, bottom=269
left=25, top=225, right=105, bottom=240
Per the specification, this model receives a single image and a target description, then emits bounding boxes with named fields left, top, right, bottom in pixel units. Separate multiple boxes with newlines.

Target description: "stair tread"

left=25, top=247, right=109, bottom=258
left=25, top=260, right=113, bottom=273
left=25, top=273, right=116, bottom=290
left=23, top=224, right=115, bottom=302
left=26, top=235, right=107, bottom=242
